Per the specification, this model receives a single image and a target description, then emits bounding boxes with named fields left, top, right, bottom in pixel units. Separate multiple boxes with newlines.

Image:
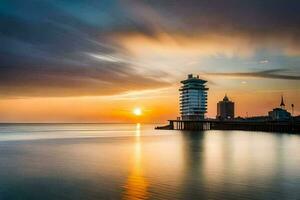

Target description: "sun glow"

left=133, top=108, right=142, bottom=116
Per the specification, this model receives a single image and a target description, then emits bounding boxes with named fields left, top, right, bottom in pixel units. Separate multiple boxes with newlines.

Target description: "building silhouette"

left=268, top=96, right=291, bottom=120
left=180, top=74, right=208, bottom=120
left=217, top=94, right=234, bottom=120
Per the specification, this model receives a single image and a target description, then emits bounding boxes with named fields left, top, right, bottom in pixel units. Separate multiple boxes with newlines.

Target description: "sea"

left=0, top=123, right=299, bottom=200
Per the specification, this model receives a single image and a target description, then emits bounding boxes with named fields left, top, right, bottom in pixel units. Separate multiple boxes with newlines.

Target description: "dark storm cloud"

left=1, top=0, right=300, bottom=97
left=204, top=69, right=300, bottom=80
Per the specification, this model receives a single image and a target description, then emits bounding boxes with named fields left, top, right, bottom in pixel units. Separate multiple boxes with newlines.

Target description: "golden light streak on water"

left=122, top=123, right=149, bottom=200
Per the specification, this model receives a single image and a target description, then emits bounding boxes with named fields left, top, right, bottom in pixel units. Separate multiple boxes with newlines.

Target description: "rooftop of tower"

left=181, top=74, right=207, bottom=84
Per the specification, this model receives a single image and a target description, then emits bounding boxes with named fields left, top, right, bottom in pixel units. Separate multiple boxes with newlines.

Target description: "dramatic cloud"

left=1, top=0, right=300, bottom=97
left=0, top=0, right=171, bottom=97
left=204, top=69, right=300, bottom=80
left=116, top=0, right=300, bottom=56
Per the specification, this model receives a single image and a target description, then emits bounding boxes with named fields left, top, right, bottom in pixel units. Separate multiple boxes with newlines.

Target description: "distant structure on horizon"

left=180, top=74, right=208, bottom=120
left=268, top=96, right=291, bottom=120
left=217, top=94, right=235, bottom=120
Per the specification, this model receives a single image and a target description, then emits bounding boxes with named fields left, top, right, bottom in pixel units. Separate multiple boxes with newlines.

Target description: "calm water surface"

left=0, top=124, right=299, bottom=200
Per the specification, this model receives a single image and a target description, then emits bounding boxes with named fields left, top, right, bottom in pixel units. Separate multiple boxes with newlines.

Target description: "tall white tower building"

left=180, top=74, right=208, bottom=120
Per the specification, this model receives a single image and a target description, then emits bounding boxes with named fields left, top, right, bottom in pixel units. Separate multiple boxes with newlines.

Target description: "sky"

left=0, top=0, right=300, bottom=122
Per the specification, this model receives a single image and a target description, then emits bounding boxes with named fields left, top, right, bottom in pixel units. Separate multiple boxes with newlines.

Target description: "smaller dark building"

left=217, top=94, right=234, bottom=120
left=268, top=96, right=291, bottom=121
left=268, top=108, right=291, bottom=120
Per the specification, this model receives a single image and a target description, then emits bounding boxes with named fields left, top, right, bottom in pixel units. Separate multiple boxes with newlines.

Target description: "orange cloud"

left=116, top=32, right=256, bottom=58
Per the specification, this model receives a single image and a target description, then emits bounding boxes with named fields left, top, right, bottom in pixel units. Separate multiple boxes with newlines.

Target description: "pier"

left=156, top=119, right=300, bottom=133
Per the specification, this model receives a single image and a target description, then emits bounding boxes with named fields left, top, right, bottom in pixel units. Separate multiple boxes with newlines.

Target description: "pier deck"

left=156, top=119, right=300, bottom=133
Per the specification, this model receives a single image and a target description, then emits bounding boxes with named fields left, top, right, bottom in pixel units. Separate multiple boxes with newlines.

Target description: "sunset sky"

left=1, top=0, right=300, bottom=122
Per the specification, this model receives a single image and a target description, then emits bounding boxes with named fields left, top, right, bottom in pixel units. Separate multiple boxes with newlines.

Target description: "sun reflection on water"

left=122, top=123, right=149, bottom=200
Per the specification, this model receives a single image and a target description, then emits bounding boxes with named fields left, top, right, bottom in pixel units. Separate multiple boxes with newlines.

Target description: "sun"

left=133, top=107, right=142, bottom=116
